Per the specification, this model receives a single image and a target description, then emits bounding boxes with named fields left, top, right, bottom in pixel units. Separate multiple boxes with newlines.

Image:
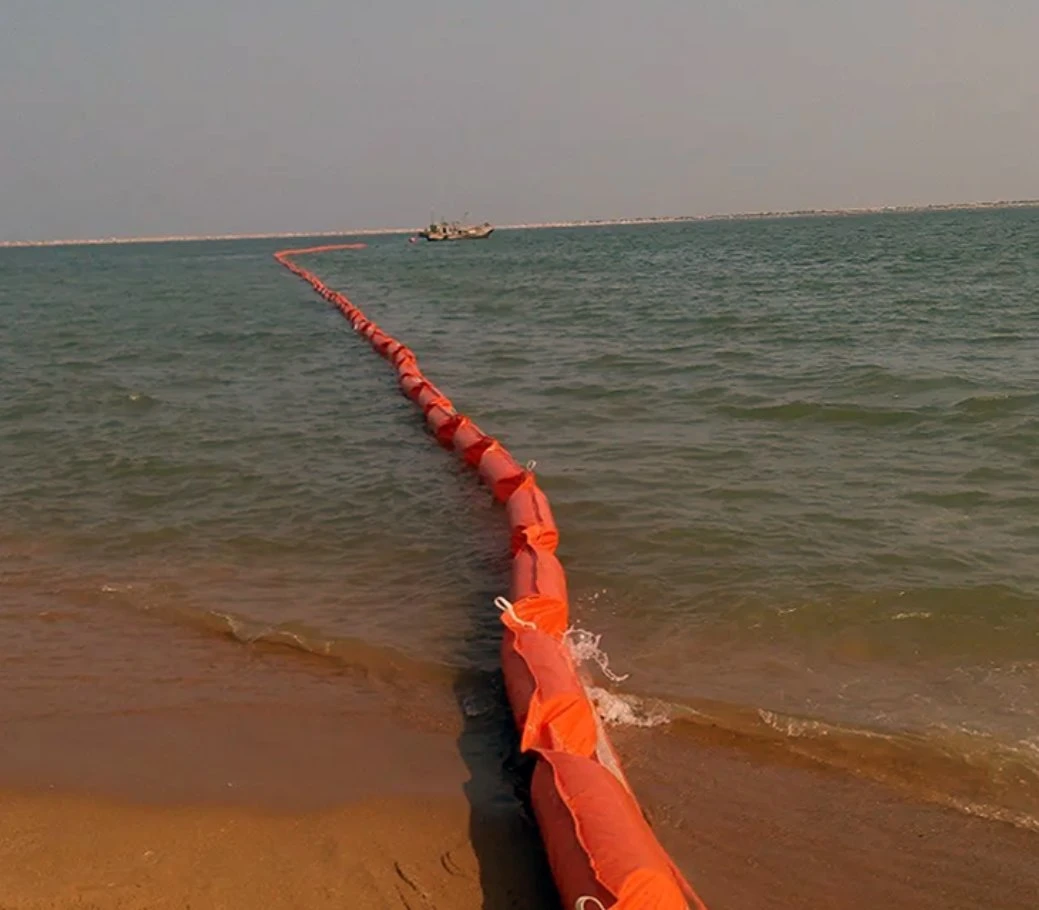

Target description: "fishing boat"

left=417, top=217, right=494, bottom=242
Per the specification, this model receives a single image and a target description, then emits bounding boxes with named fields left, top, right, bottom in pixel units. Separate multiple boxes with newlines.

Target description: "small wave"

left=121, top=391, right=160, bottom=410
left=558, top=615, right=1039, bottom=833
left=565, top=627, right=630, bottom=682
left=961, top=464, right=1033, bottom=484
left=718, top=400, right=922, bottom=427
left=835, top=365, right=982, bottom=395
left=660, top=693, right=1039, bottom=834
left=953, top=392, right=1039, bottom=417
left=701, top=485, right=789, bottom=502
left=564, top=626, right=669, bottom=727
left=90, top=580, right=1039, bottom=832
left=586, top=686, right=670, bottom=728
left=95, top=584, right=464, bottom=689
left=904, top=489, right=992, bottom=509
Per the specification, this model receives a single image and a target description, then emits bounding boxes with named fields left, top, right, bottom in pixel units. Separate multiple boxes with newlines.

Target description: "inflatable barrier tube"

left=500, top=623, right=599, bottom=756
left=415, top=381, right=450, bottom=413
left=506, top=474, right=560, bottom=554
left=391, top=345, right=416, bottom=369
left=396, top=355, right=418, bottom=375
left=477, top=441, right=527, bottom=502
left=426, top=402, right=463, bottom=447
left=453, top=418, right=493, bottom=466
left=531, top=750, right=707, bottom=910
left=399, top=372, right=428, bottom=400
left=273, top=244, right=708, bottom=910
left=367, top=328, right=391, bottom=350
left=511, top=543, right=569, bottom=629
left=377, top=337, right=402, bottom=360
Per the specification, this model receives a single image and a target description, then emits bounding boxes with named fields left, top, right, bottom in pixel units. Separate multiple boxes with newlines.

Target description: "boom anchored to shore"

left=273, top=242, right=707, bottom=910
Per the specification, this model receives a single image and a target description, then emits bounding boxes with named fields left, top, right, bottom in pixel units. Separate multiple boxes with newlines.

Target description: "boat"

left=417, top=217, right=494, bottom=242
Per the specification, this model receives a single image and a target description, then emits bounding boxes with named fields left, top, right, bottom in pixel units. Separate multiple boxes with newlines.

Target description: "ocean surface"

left=3, top=209, right=1038, bottom=830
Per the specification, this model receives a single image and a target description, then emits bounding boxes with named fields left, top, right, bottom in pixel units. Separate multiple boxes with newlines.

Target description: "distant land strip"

left=3, top=199, right=1038, bottom=249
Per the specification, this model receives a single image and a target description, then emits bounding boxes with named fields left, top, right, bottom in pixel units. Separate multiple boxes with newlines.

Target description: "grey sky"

left=2, top=0, right=1037, bottom=241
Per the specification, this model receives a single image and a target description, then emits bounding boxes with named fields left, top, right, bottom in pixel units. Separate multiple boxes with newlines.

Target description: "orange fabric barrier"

left=374, top=336, right=401, bottom=359
left=399, top=372, right=428, bottom=400
left=500, top=624, right=598, bottom=756
left=415, top=381, right=449, bottom=413
left=511, top=543, right=569, bottom=633
left=477, top=440, right=527, bottom=502
left=391, top=345, right=416, bottom=369
left=506, top=473, right=560, bottom=553
left=453, top=416, right=493, bottom=465
left=396, top=357, right=418, bottom=376
left=426, top=402, right=463, bottom=447
left=368, top=327, right=390, bottom=348
left=532, top=750, right=706, bottom=910
left=273, top=243, right=707, bottom=910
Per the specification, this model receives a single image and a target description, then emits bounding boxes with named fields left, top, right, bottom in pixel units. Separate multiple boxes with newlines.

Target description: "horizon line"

left=2, top=197, right=1038, bottom=249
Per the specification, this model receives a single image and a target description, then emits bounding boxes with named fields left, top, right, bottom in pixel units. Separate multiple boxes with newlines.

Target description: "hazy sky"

left=2, top=0, right=1037, bottom=240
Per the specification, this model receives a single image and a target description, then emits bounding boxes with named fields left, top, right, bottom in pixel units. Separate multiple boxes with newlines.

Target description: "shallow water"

left=3, top=209, right=1038, bottom=828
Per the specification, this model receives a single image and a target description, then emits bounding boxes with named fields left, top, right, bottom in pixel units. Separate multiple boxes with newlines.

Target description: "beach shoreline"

left=5, top=693, right=1039, bottom=910
left=4, top=608, right=1038, bottom=910
left=0, top=605, right=560, bottom=910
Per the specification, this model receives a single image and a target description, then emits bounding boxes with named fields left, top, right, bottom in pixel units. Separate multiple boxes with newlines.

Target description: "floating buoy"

left=273, top=243, right=707, bottom=910
left=507, top=473, right=560, bottom=553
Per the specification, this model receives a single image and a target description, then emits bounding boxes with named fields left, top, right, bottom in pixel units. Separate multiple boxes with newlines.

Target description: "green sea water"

left=2, top=208, right=1038, bottom=827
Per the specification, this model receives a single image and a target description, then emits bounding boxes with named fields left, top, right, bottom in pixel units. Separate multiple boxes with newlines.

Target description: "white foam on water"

left=587, top=685, right=671, bottom=728
left=563, top=625, right=670, bottom=728
left=563, top=627, right=629, bottom=682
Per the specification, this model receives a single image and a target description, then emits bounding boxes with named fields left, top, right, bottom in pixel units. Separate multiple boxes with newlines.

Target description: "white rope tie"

left=494, top=596, right=536, bottom=629
left=525, top=459, right=537, bottom=472
left=575, top=898, right=607, bottom=910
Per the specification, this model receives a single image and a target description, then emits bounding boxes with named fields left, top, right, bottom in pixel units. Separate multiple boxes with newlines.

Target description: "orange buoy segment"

left=506, top=473, right=560, bottom=553
left=477, top=441, right=527, bottom=502
left=453, top=417, right=493, bottom=465
left=415, top=381, right=450, bottom=413
left=399, top=372, right=428, bottom=400
left=532, top=750, right=707, bottom=910
left=511, top=543, right=569, bottom=624
left=500, top=624, right=599, bottom=756
left=426, top=402, right=463, bottom=447
left=272, top=243, right=707, bottom=910
left=391, top=345, right=416, bottom=368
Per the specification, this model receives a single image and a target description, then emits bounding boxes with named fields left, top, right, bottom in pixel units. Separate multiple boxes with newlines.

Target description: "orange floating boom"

left=274, top=243, right=707, bottom=910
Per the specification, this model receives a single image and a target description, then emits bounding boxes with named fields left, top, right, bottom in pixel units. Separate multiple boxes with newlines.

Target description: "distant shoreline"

left=2, top=198, right=1037, bottom=249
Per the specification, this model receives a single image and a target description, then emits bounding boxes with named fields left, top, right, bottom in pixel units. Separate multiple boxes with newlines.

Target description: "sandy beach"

left=3, top=608, right=1038, bottom=910
left=0, top=607, right=559, bottom=910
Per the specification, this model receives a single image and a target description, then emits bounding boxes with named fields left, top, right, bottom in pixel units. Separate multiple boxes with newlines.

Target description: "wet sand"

left=4, top=704, right=1038, bottom=909
left=2, top=791, right=492, bottom=910
left=3, top=607, right=1038, bottom=909
left=1, top=610, right=559, bottom=910
left=0, top=715, right=556, bottom=910
left=620, top=723, right=1039, bottom=910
